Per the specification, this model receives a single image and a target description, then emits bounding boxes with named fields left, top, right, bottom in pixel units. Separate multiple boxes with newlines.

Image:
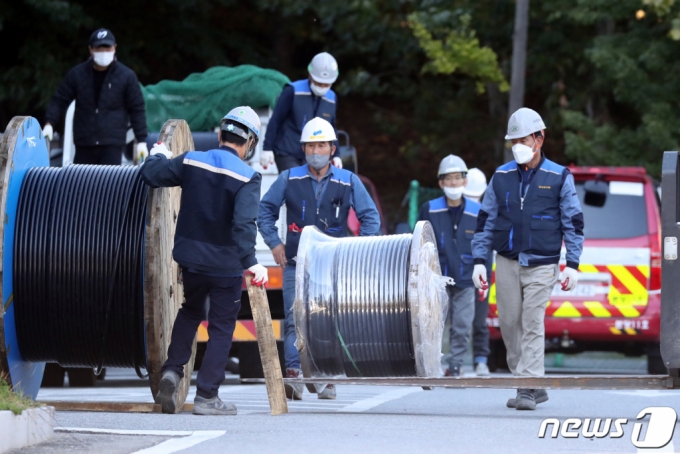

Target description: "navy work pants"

left=162, top=269, right=242, bottom=399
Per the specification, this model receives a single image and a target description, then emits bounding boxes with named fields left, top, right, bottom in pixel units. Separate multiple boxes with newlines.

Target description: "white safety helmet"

left=505, top=107, right=546, bottom=140
left=463, top=168, right=487, bottom=198
left=300, top=117, right=337, bottom=143
left=221, top=106, right=261, bottom=160
left=438, top=155, right=468, bottom=178
left=308, top=52, right=339, bottom=84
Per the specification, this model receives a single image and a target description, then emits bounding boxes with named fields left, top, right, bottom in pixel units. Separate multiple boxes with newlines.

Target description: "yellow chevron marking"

left=624, top=327, right=637, bottom=335
left=637, top=265, right=650, bottom=278
left=552, top=301, right=581, bottom=318
left=608, top=265, right=648, bottom=297
left=232, top=323, right=257, bottom=341
left=578, top=264, right=600, bottom=273
left=583, top=301, right=611, bottom=318
left=197, top=324, right=209, bottom=342
left=617, top=305, right=641, bottom=318
left=610, top=327, right=623, bottom=335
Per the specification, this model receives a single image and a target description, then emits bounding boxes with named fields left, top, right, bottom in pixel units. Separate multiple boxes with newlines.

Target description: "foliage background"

left=2, top=0, right=679, bottom=228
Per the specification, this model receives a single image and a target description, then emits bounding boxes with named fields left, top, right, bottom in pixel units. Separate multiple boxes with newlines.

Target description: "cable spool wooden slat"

left=0, top=116, right=50, bottom=398
left=144, top=119, right=196, bottom=411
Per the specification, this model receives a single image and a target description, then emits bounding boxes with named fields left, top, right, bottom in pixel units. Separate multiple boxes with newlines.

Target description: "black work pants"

left=162, top=269, right=242, bottom=399
left=472, top=292, right=490, bottom=360
left=274, top=154, right=305, bottom=172
left=74, top=145, right=123, bottom=165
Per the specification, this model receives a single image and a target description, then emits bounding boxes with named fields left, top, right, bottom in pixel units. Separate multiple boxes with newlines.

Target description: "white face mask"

left=310, top=82, right=329, bottom=97
left=512, top=143, right=536, bottom=164
left=93, top=51, right=115, bottom=67
left=443, top=186, right=465, bottom=201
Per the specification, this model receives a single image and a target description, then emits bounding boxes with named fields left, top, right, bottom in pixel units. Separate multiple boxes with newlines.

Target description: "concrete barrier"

left=0, top=406, right=54, bottom=453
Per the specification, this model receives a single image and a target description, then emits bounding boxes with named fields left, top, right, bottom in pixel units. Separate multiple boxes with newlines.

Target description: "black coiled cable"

left=14, top=165, right=149, bottom=375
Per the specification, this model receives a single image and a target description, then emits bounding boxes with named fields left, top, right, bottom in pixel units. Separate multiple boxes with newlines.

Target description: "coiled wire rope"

left=295, top=224, right=448, bottom=379
left=13, top=165, right=149, bottom=376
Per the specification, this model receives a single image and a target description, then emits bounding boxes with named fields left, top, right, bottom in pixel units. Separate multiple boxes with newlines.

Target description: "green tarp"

left=142, top=65, right=290, bottom=132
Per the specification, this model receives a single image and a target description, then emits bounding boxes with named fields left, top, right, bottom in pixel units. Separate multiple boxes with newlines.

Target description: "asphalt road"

left=23, top=365, right=680, bottom=454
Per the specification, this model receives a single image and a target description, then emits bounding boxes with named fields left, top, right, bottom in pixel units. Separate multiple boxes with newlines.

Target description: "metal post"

left=661, top=151, right=680, bottom=375
left=408, top=180, right=419, bottom=230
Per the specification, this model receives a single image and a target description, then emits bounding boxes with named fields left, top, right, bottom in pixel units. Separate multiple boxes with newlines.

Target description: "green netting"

left=141, top=65, right=290, bottom=132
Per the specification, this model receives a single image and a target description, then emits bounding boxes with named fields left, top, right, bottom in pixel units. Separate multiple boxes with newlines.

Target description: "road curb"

left=0, top=406, right=55, bottom=453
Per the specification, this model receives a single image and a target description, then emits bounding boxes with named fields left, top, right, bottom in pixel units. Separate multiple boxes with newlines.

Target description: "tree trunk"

left=507, top=0, right=530, bottom=162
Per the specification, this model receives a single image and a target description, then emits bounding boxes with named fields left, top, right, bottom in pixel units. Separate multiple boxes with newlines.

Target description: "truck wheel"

left=488, top=340, right=508, bottom=372
left=67, top=368, right=97, bottom=387
left=41, top=363, right=66, bottom=387
left=647, top=343, right=668, bottom=375
left=238, top=341, right=285, bottom=380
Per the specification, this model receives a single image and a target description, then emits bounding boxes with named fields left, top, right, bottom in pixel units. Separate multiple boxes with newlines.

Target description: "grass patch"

left=0, top=376, right=37, bottom=415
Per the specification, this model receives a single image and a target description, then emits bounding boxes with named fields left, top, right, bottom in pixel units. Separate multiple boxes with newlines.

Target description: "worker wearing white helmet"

left=260, top=52, right=343, bottom=171
left=258, top=117, right=380, bottom=400
left=463, top=168, right=488, bottom=203
left=141, top=106, right=268, bottom=416
left=472, top=108, right=584, bottom=410
left=417, top=155, right=488, bottom=377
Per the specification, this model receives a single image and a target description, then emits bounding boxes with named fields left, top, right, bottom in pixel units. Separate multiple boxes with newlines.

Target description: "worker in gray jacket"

left=471, top=108, right=584, bottom=411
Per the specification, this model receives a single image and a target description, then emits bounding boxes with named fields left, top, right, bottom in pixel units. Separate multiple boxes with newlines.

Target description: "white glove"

left=42, top=124, right=53, bottom=141
left=260, top=150, right=274, bottom=169
left=247, top=264, right=268, bottom=287
left=150, top=142, right=172, bottom=159
left=136, top=142, right=148, bottom=163
left=472, top=264, right=488, bottom=290
left=560, top=267, right=578, bottom=291
left=332, top=157, right=343, bottom=168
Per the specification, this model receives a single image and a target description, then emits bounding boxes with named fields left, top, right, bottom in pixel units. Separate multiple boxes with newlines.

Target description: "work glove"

left=260, top=150, right=275, bottom=169
left=150, top=142, right=172, bottom=159
left=478, top=288, right=489, bottom=301
left=560, top=267, right=578, bottom=291
left=472, top=264, right=488, bottom=291
left=332, top=157, right=343, bottom=169
left=136, top=142, right=148, bottom=163
left=247, top=264, right=269, bottom=287
left=42, top=124, right=53, bottom=141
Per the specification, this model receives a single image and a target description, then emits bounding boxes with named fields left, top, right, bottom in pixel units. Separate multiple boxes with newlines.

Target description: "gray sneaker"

left=192, top=395, right=237, bottom=415
left=515, top=389, right=536, bottom=410
left=155, top=370, right=180, bottom=414
left=285, top=368, right=304, bottom=400
left=506, top=388, right=548, bottom=408
left=318, top=384, right=336, bottom=400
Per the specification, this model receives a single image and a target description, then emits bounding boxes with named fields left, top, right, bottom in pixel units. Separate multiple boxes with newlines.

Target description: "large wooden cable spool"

left=144, top=119, right=196, bottom=410
left=0, top=117, right=196, bottom=407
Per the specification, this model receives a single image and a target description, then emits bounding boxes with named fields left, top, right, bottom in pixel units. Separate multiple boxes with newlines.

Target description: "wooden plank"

left=144, top=120, right=196, bottom=412
left=246, top=275, right=288, bottom=416
left=241, top=374, right=674, bottom=390
left=44, top=401, right=193, bottom=413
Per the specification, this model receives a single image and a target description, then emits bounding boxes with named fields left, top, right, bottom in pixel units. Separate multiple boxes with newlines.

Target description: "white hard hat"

left=308, top=52, right=339, bottom=84
left=222, top=106, right=261, bottom=160
left=300, top=117, right=337, bottom=143
left=438, top=155, right=468, bottom=178
left=463, top=168, right=487, bottom=198
left=505, top=108, right=546, bottom=140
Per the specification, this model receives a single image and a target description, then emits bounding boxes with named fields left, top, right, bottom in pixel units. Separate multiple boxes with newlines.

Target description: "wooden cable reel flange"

left=144, top=119, right=196, bottom=411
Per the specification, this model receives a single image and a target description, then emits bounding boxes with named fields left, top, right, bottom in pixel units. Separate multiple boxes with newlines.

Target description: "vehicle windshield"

left=575, top=180, right=648, bottom=239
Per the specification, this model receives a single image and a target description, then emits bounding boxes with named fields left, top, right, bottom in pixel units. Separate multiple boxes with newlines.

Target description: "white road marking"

left=55, top=428, right=225, bottom=454
left=338, top=387, right=423, bottom=413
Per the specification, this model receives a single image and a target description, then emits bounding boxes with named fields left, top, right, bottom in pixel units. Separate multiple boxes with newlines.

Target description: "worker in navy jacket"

left=419, top=155, right=487, bottom=377
left=260, top=52, right=342, bottom=171
left=472, top=108, right=584, bottom=411
left=141, top=107, right=268, bottom=416
left=258, top=117, right=380, bottom=401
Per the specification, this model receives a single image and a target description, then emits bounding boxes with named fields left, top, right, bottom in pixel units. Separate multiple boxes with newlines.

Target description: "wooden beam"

left=246, top=275, right=288, bottom=416
left=43, top=401, right=194, bottom=413
left=242, top=374, right=675, bottom=390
